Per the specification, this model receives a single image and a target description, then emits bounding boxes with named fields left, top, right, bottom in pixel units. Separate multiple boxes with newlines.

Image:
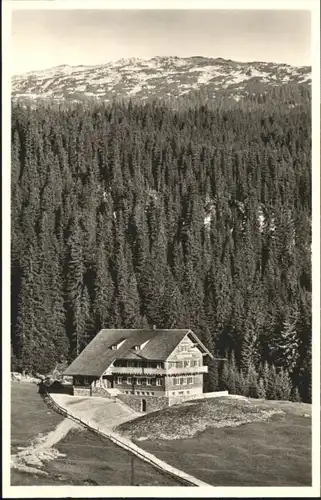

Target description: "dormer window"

left=110, top=338, right=126, bottom=350
left=132, top=340, right=149, bottom=351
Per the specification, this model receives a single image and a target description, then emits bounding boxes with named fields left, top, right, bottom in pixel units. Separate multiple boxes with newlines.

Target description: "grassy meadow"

left=10, top=382, right=180, bottom=486
left=118, top=397, right=312, bottom=487
left=11, top=382, right=63, bottom=455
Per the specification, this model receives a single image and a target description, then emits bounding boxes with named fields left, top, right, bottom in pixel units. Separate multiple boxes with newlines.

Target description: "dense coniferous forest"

left=11, top=90, right=312, bottom=402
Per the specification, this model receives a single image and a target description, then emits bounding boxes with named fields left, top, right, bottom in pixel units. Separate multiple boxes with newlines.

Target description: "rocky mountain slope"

left=12, top=56, right=311, bottom=104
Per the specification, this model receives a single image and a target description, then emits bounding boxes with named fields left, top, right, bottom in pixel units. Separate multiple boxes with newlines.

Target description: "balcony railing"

left=167, top=365, right=208, bottom=374
left=110, top=366, right=166, bottom=375
left=110, top=365, right=208, bottom=375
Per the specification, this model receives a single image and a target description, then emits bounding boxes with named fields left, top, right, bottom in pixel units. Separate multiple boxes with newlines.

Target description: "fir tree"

left=246, top=364, right=259, bottom=398
left=257, top=378, right=267, bottom=399
left=66, top=217, right=84, bottom=358
left=266, top=364, right=278, bottom=400
left=220, top=361, right=230, bottom=392
left=291, top=387, right=302, bottom=403
left=241, top=329, right=260, bottom=372
left=238, top=369, right=249, bottom=397
left=275, top=367, right=293, bottom=401
left=271, top=314, right=300, bottom=373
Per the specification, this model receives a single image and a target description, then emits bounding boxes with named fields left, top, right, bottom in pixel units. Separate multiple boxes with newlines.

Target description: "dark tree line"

left=11, top=92, right=311, bottom=401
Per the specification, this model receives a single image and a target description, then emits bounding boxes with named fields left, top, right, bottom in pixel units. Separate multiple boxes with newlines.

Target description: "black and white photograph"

left=3, top=0, right=320, bottom=497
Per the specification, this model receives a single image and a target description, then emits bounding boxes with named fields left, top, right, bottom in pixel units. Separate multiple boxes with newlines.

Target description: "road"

left=51, top=393, right=140, bottom=431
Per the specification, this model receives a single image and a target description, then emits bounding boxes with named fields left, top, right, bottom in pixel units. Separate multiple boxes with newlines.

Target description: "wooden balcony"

left=111, top=366, right=166, bottom=375
left=110, top=365, right=208, bottom=375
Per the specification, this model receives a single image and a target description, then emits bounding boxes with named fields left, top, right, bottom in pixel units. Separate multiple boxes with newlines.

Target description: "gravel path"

left=52, top=394, right=141, bottom=430
left=50, top=393, right=213, bottom=487
left=11, top=418, right=80, bottom=476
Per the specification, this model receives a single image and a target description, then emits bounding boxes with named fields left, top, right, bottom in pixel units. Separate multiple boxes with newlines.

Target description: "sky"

left=11, top=9, right=311, bottom=75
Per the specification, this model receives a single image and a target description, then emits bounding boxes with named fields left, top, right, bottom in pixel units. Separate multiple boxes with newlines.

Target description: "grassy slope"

left=11, top=382, right=179, bottom=486
left=11, top=382, right=63, bottom=454
left=11, top=382, right=64, bottom=485
left=118, top=397, right=312, bottom=487
left=44, top=428, right=179, bottom=486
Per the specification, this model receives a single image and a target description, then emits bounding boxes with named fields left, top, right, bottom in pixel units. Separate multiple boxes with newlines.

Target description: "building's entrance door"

left=141, top=399, right=147, bottom=412
left=102, top=376, right=114, bottom=388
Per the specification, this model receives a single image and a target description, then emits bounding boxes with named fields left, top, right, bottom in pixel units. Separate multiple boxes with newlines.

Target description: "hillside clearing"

left=11, top=382, right=181, bottom=486
left=118, top=396, right=301, bottom=441
left=117, top=396, right=311, bottom=486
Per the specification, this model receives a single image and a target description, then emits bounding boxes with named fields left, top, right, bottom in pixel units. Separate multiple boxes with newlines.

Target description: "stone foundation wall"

left=74, top=387, right=91, bottom=397
left=116, top=393, right=170, bottom=413
left=166, top=385, right=203, bottom=397
left=91, top=386, right=111, bottom=398
left=116, top=390, right=229, bottom=412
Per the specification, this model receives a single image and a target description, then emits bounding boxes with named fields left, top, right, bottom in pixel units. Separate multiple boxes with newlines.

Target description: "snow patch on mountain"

left=128, top=84, right=144, bottom=95
left=12, top=56, right=311, bottom=104
left=75, top=84, right=86, bottom=92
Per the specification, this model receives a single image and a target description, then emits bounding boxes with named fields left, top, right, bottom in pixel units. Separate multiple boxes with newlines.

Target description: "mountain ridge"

left=12, top=55, right=311, bottom=104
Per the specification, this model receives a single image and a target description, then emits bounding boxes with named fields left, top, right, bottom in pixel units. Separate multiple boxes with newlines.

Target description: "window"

left=156, top=362, right=163, bottom=369
left=127, top=361, right=137, bottom=367
left=156, top=379, right=162, bottom=386
left=136, top=378, right=141, bottom=385
left=134, top=345, right=140, bottom=351
left=83, top=377, right=89, bottom=385
left=127, top=377, right=132, bottom=385
left=173, top=378, right=178, bottom=385
left=141, top=378, right=146, bottom=385
left=146, top=378, right=151, bottom=386
left=192, top=360, right=199, bottom=367
left=111, top=339, right=126, bottom=350
left=136, top=391, right=140, bottom=395
left=179, top=391, right=184, bottom=394
left=151, top=378, right=156, bottom=386
left=117, top=377, right=122, bottom=384
left=146, top=391, right=150, bottom=395
left=168, top=362, right=176, bottom=369
left=172, top=391, right=175, bottom=395
left=151, top=392, right=154, bottom=395
left=180, top=377, right=187, bottom=385
left=141, top=391, right=145, bottom=395
left=184, top=360, right=190, bottom=367
left=187, top=376, right=193, bottom=384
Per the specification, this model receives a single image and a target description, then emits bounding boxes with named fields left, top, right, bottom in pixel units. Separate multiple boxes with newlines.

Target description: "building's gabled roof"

left=64, top=328, right=213, bottom=377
